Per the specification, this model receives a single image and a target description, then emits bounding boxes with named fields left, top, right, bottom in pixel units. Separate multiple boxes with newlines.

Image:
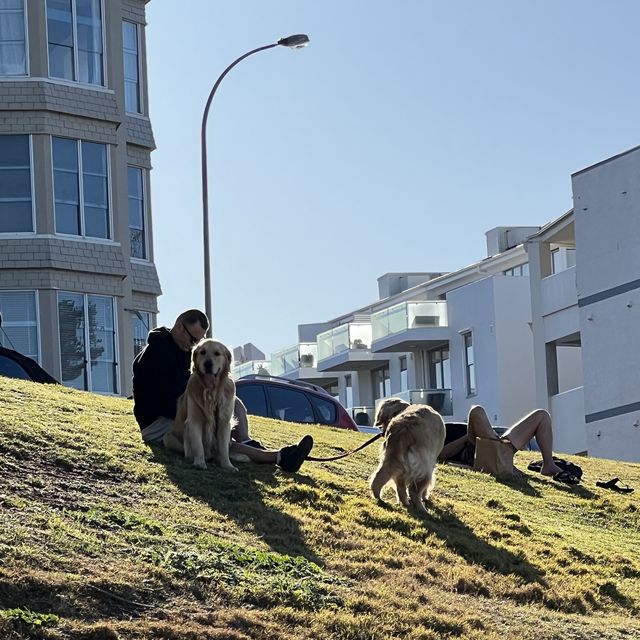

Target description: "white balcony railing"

left=232, top=360, right=270, bottom=379
left=372, top=301, right=448, bottom=341
left=271, top=342, right=318, bottom=376
left=317, top=323, right=372, bottom=361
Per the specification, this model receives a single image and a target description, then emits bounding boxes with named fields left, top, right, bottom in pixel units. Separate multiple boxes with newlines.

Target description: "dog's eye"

left=214, top=351, right=220, bottom=357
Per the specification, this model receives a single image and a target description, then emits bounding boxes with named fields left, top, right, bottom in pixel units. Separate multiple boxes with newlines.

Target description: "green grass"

left=0, top=376, right=639, bottom=639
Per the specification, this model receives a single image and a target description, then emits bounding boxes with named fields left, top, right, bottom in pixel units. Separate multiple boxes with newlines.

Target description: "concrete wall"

left=572, top=147, right=640, bottom=461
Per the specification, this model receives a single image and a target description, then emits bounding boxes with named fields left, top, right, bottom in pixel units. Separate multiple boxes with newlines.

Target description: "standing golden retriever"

left=163, top=339, right=237, bottom=471
left=369, top=398, right=446, bottom=513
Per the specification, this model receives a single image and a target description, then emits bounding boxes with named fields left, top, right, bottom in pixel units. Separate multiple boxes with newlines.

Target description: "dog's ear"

left=190, top=342, right=199, bottom=374
left=221, top=343, right=232, bottom=379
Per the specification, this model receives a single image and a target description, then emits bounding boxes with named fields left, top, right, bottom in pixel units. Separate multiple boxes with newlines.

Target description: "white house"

left=527, top=145, right=640, bottom=461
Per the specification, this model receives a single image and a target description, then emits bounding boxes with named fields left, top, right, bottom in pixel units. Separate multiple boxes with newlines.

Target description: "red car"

left=235, top=375, right=358, bottom=431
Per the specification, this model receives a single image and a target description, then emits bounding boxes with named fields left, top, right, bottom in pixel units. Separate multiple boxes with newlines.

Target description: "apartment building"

left=527, top=145, right=640, bottom=462
left=260, top=228, right=539, bottom=428
left=0, top=0, right=159, bottom=397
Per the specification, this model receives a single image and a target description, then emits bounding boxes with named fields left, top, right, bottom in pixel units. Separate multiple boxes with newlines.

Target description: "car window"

left=266, top=386, right=315, bottom=423
left=309, top=394, right=337, bottom=424
left=235, top=383, right=268, bottom=417
left=0, top=356, right=31, bottom=380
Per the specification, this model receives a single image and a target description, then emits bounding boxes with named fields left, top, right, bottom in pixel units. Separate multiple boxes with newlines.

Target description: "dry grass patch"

left=0, top=376, right=639, bottom=639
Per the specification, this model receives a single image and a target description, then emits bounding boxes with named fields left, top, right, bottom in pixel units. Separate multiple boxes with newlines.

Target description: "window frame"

left=127, top=164, right=147, bottom=260
left=0, top=0, right=29, bottom=77
left=57, top=291, right=118, bottom=394
left=122, top=19, right=142, bottom=114
left=0, top=133, right=35, bottom=234
left=372, top=365, right=391, bottom=401
left=462, top=331, right=476, bottom=397
left=131, top=310, right=150, bottom=359
left=0, top=289, right=41, bottom=364
left=51, top=136, right=112, bottom=240
left=45, top=0, right=106, bottom=87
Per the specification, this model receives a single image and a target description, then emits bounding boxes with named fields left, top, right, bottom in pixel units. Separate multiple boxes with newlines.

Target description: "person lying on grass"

left=132, top=308, right=313, bottom=473
left=439, top=405, right=578, bottom=484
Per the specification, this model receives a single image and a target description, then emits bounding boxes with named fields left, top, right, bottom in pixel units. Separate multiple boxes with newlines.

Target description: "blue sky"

left=146, top=1, right=640, bottom=357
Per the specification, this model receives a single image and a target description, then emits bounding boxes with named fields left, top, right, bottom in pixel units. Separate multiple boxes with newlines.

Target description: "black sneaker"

left=242, top=439, right=266, bottom=450
left=277, top=435, right=314, bottom=473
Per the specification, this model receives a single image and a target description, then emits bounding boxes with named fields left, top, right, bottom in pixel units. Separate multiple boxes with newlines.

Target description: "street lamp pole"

left=201, top=34, right=310, bottom=336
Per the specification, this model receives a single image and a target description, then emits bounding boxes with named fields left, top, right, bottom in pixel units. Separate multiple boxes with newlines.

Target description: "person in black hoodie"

left=132, top=309, right=313, bottom=473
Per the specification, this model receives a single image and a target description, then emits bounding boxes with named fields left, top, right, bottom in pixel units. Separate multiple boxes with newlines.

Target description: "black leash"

left=307, top=432, right=383, bottom=462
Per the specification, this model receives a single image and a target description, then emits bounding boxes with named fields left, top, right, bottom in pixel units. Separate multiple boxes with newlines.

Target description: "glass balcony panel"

left=349, top=323, right=371, bottom=350
left=233, top=360, right=270, bottom=379
left=317, top=329, right=334, bottom=361
left=318, top=323, right=373, bottom=361
left=407, top=301, right=447, bottom=328
left=299, top=342, right=317, bottom=368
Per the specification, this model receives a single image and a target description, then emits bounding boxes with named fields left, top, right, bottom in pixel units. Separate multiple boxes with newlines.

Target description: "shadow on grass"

left=150, top=445, right=324, bottom=566
left=426, top=503, right=547, bottom=584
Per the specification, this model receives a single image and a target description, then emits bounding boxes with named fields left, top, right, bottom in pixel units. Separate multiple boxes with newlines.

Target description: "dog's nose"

left=204, top=360, right=213, bottom=373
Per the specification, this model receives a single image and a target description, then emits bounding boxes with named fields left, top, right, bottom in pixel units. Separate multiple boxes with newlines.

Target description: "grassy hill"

left=0, top=376, right=639, bottom=640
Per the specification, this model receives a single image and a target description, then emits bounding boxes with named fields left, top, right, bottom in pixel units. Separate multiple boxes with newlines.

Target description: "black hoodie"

left=132, top=327, right=190, bottom=430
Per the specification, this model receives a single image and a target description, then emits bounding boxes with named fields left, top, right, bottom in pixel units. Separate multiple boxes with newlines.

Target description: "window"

left=266, top=386, right=315, bottom=423
left=123, top=21, right=141, bottom=113
left=309, top=394, right=337, bottom=424
left=131, top=310, right=149, bottom=358
left=0, top=291, right=39, bottom=361
left=235, top=383, right=268, bottom=417
left=462, top=332, right=476, bottom=396
left=58, top=292, right=117, bottom=393
left=428, top=347, right=451, bottom=389
left=128, top=166, right=146, bottom=258
left=345, top=374, right=353, bottom=408
left=503, top=263, right=529, bottom=277
left=551, top=248, right=576, bottom=274
left=372, top=365, right=390, bottom=400
left=47, top=0, right=104, bottom=85
left=0, top=0, right=26, bottom=75
left=399, top=356, right=408, bottom=391
left=0, top=135, right=33, bottom=232
left=53, top=137, right=109, bottom=238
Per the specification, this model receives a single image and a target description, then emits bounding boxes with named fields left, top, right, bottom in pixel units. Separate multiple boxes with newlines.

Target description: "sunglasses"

left=182, top=322, right=200, bottom=346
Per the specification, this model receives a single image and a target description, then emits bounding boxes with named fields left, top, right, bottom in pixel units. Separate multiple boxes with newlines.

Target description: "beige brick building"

left=0, top=0, right=160, bottom=396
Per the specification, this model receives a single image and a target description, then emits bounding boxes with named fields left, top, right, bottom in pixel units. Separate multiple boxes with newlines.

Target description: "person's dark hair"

left=176, top=309, right=209, bottom=332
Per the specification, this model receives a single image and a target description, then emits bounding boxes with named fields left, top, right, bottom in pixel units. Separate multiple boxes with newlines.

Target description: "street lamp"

left=201, top=34, right=310, bottom=335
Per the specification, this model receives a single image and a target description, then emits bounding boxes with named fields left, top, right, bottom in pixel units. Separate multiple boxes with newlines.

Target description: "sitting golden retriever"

left=163, top=339, right=238, bottom=471
left=369, top=398, right=446, bottom=513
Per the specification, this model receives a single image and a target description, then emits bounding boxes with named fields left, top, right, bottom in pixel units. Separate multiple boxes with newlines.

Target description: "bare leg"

left=502, top=409, right=562, bottom=476
left=229, top=441, right=277, bottom=464
left=439, top=406, right=498, bottom=460
left=467, top=405, right=500, bottom=441
left=231, top=397, right=250, bottom=442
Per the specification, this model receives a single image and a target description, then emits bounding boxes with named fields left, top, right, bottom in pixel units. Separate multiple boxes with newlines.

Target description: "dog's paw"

left=192, top=458, right=207, bottom=470
left=222, top=463, right=239, bottom=473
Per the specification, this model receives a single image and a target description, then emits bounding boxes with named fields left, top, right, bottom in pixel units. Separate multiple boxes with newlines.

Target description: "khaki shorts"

left=141, top=417, right=175, bottom=444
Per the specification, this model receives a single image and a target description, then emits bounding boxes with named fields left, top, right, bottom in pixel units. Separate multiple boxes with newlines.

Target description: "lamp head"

left=277, top=34, right=310, bottom=49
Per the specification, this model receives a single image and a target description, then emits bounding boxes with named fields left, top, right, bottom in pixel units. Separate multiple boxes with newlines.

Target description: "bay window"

left=0, top=0, right=26, bottom=75
left=47, top=0, right=104, bottom=85
left=53, top=137, right=109, bottom=238
left=0, top=134, right=33, bottom=233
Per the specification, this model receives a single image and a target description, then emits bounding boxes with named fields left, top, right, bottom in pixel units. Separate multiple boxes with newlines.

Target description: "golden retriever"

left=163, top=339, right=238, bottom=471
left=369, top=398, right=446, bottom=513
